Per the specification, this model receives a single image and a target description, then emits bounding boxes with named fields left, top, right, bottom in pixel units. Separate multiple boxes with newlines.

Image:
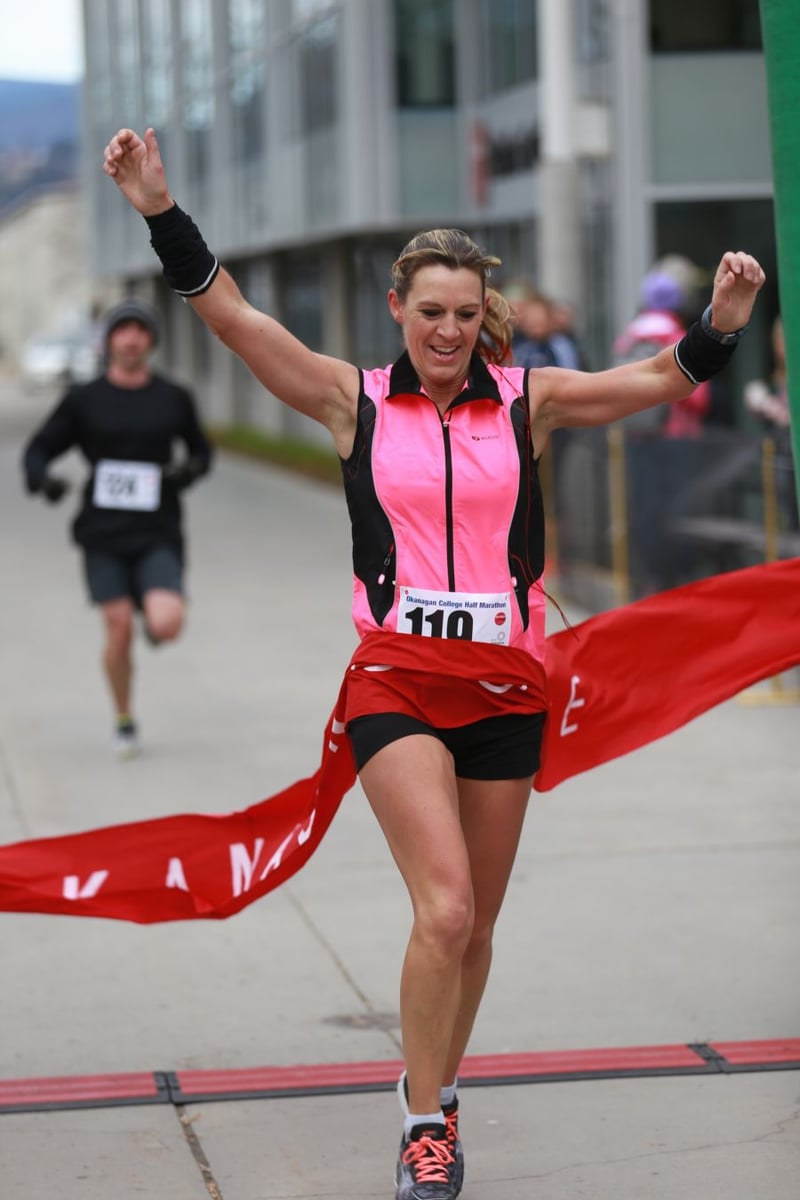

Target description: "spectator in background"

left=504, top=281, right=559, bottom=370
left=22, top=299, right=214, bottom=759
left=549, top=299, right=583, bottom=370
left=505, top=282, right=583, bottom=371
left=613, top=267, right=711, bottom=436
left=505, top=283, right=583, bottom=582
left=745, top=314, right=798, bottom=531
left=613, top=262, right=713, bottom=596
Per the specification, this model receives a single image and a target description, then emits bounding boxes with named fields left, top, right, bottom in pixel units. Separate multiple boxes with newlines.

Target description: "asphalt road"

left=1, top=373, right=798, bottom=1199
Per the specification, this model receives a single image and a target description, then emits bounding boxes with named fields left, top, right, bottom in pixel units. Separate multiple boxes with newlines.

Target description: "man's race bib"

left=93, top=460, right=161, bottom=512
left=397, top=587, right=512, bottom=644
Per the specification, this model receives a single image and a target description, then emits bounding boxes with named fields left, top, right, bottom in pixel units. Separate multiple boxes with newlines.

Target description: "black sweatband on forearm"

left=144, top=204, right=220, bottom=297
left=673, top=320, right=738, bottom=385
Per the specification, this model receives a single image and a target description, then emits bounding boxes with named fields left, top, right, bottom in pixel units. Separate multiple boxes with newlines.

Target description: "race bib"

left=398, top=587, right=512, bottom=644
left=93, top=460, right=161, bottom=512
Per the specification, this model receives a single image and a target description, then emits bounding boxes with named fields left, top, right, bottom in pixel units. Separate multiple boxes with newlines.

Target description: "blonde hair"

left=391, top=229, right=513, bottom=365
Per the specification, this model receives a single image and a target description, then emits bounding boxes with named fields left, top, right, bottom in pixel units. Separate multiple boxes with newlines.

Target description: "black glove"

left=41, top=475, right=70, bottom=504
left=162, top=457, right=205, bottom=492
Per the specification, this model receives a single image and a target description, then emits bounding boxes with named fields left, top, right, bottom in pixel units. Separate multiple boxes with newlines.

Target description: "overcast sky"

left=0, top=0, right=83, bottom=83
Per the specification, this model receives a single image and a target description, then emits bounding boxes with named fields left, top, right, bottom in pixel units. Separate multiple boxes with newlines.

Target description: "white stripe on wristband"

left=174, top=258, right=220, bottom=297
left=673, top=341, right=700, bottom=387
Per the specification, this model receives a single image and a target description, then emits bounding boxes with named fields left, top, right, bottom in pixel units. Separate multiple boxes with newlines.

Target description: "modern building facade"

left=82, top=0, right=775, bottom=439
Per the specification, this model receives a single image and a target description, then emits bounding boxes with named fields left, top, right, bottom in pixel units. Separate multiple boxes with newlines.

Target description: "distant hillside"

left=0, top=79, right=80, bottom=152
left=0, top=80, right=80, bottom=215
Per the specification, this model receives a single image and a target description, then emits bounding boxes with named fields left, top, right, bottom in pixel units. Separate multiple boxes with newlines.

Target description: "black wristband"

left=145, top=204, right=219, bottom=297
left=673, top=317, right=740, bottom=385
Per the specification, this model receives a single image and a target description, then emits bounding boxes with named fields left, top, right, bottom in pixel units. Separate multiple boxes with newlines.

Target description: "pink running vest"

left=340, top=352, right=547, bottom=665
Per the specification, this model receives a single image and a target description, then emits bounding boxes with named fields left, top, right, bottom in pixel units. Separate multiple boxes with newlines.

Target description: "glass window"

left=181, top=0, right=214, bottom=185
left=291, top=0, right=333, bottom=17
left=142, top=0, right=173, bottom=157
left=116, top=0, right=141, bottom=126
left=479, top=0, right=537, bottom=96
left=299, top=11, right=340, bottom=133
left=650, top=0, right=762, bottom=52
left=84, top=0, right=116, bottom=229
left=474, top=220, right=538, bottom=300
left=229, top=0, right=267, bottom=161
left=352, top=242, right=404, bottom=368
left=279, top=250, right=326, bottom=439
left=575, top=0, right=609, bottom=66
left=281, top=252, right=324, bottom=350
left=395, top=0, right=455, bottom=107
left=85, top=0, right=113, bottom=126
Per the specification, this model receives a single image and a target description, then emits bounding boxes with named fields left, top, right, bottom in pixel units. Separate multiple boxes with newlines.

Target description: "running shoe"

left=442, top=1095, right=464, bottom=1196
left=397, top=1072, right=464, bottom=1197
left=395, top=1122, right=456, bottom=1200
left=113, top=718, right=140, bottom=759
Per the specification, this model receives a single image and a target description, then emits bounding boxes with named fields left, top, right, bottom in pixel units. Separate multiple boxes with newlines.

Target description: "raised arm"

left=530, top=250, right=765, bottom=447
left=102, top=128, right=359, bottom=454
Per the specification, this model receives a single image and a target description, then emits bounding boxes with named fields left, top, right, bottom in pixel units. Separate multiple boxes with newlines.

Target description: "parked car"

left=19, top=333, right=99, bottom=390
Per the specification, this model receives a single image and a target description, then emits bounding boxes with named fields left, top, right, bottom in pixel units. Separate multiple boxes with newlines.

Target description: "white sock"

left=404, top=1110, right=446, bottom=1138
left=440, top=1079, right=457, bottom=1108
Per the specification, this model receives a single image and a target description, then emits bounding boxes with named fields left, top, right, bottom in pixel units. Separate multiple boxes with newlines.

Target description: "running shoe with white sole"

left=113, top=719, right=140, bottom=759
left=397, top=1072, right=464, bottom=1197
left=395, top=1122, right=456, bottom=1200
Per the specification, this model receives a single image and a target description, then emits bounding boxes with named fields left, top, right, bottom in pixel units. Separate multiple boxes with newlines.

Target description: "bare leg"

left=359, top=734, right=473, bottom=1117
left=100, top=598, right=136, bottom=716
left=141, top=588, right=184, bottom=642
left=443, top=775, right=532, bottom=1084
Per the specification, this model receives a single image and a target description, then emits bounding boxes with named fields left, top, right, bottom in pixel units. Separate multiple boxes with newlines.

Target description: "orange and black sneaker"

left=442, top=1095, right=464, bottom=1196
left=395, top=1122, right=456, bottom=1200
left=396, top=1072, right=464, bottom=1198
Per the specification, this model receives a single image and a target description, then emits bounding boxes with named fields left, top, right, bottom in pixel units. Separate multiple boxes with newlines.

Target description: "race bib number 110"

left=398, top=587, right=512, bottom=644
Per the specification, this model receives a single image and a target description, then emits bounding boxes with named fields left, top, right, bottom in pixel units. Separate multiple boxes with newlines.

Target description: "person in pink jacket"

left=613, top=265, right=719, bottom=595
left=103, top=125, right=765, bottom=1200
left=613, top=269, right=712, bottom=437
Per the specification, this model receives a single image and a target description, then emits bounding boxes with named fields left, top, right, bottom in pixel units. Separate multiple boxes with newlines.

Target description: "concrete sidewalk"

left=0, top=377, right=798, bottom=1198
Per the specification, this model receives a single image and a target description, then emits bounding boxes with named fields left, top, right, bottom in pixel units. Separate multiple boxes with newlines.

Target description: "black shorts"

left=83, top=545, right=184, bottom=607
left=347, top=710, right=546, bottom=780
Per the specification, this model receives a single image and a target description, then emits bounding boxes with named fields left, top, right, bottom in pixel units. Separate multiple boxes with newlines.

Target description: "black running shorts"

left=83, top=545, right=184, bottom=607
left=347, top=710, right=546, bottom=780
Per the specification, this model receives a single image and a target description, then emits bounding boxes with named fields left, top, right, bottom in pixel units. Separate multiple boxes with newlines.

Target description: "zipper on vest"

left=377, top=542, right=395, bottom=586
left=441, top=418, right=456, bottom=590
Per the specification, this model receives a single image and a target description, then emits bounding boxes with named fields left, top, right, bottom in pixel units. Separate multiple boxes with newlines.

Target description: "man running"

left=22, top=298, right=213, bottom=757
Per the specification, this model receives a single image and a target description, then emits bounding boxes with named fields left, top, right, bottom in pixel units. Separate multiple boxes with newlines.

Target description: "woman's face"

left=388, top=264, right=485, bottom=394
